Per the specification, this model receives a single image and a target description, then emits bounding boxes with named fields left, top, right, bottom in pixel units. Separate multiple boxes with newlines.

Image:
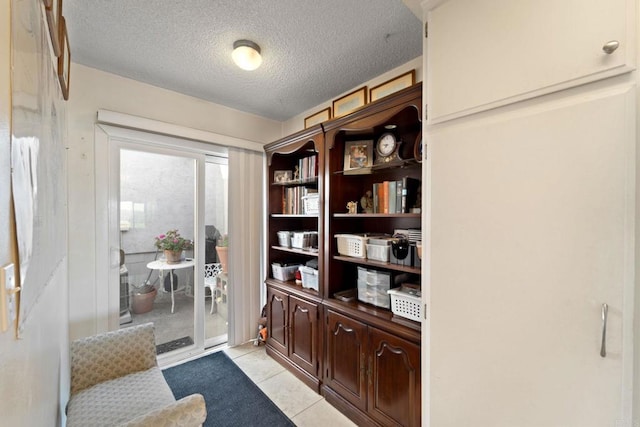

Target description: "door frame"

left=95, top=123, right=229, bottom=361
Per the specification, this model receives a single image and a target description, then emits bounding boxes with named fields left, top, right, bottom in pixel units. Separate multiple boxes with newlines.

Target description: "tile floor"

left=223, top=343, right=356, bottom=426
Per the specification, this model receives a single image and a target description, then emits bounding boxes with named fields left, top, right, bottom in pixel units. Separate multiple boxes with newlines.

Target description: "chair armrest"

left=70, top=323, right=158, bottom=394
left=119, top=394, right=207, bottom=427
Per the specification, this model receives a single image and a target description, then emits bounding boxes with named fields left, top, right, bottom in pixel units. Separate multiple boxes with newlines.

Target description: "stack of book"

left=372, top=177, right=420, bottom=214
left=282, top=187, right=318, bottom=214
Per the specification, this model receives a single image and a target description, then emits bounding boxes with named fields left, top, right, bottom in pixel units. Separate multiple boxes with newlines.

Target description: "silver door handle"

left=602, top=40, right=619, bottom=54
left=600, top=303, right=608, bottom=358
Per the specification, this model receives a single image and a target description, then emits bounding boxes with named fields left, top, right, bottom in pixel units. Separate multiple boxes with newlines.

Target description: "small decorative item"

left=273, top=170, right=292, bottom=183
left=346, top=201, right=358, bottom=214
left=343, top=140, right=373, bottom=175
left=333, top=86, right=368, bottom=119
left=304, top=107, right=331, bottom=129
left=360, top=190, right=374, bottom=213
left=57, top=16, right=70, bottom=100
left=154, top=229, right=193, bottom=264
left=374, top=132, right=402, bottom=164
left=369, top=70, right=415, bottom=102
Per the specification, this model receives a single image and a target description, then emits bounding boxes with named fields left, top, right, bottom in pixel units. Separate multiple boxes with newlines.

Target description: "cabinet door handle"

left=360, top=352, right=366, bottom=384
left=602, top=40, right=619, bottom=54
left=600, top=303, right=608, bottom=358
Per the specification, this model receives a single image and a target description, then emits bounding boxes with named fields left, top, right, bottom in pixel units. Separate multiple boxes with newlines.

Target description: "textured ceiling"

left=63, top=0, right=422, bottom=121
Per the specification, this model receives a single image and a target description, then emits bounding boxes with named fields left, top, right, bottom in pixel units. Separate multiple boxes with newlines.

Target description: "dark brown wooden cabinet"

left=266, top=285, right=321, bottom=390
left=264, top=126, right=324, bottom=392
left=325, top=309, right=421, bottom=427
left=264, top=84, right=423, bottom=425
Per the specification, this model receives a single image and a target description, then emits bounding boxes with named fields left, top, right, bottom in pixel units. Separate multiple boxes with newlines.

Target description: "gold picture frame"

left=57, top=16, right=70, bottom=100
left=369, top=70, right=416, bottom=103
left=45, top=0, right=62, bottom=57
left=304, top=107, right=331, bottom=129
left=333, top=87, right=368, bottom=119
left=343, top=140, right=373, bottom=175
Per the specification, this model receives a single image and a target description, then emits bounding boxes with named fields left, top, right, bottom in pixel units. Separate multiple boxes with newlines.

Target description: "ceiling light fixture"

left=232, top=40, right=262, bottom=71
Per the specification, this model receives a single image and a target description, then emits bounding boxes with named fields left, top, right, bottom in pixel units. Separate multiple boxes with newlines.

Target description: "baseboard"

left=322, top=385, right=381, bottom=427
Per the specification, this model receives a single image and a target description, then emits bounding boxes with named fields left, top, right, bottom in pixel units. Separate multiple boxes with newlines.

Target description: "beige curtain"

left=227, top=147, right=264, bottom=345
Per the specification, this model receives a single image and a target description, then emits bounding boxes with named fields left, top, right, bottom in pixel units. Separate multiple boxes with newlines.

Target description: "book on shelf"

left=368, top=177, right=421, bottom=214
left=281, top=186, right=317, bottom=214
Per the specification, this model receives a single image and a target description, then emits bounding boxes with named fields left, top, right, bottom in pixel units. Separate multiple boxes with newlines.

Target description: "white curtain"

left=227, top=147, right=264, bottom=345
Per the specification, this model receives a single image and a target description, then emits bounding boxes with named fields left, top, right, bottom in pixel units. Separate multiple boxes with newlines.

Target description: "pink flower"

left=158, top=234, right=166, bottom=239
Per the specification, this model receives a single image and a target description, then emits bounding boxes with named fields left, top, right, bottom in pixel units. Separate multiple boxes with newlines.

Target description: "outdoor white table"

left=146, top=259, right=195, bottom=314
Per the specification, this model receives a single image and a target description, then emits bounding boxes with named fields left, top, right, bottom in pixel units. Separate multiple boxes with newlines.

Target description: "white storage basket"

left=387, top=287, right=422, bottom=322
left=365, top=244, right=390, bottom=262
left=335, top=234, right=367, bottom=258
left=277, top=231, right=292, bottom=248
left=271, top=263, right=301, bottom=281
left=299, top=266, right=319, bottom=291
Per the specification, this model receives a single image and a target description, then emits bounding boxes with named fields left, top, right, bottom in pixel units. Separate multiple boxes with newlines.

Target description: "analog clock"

left=375, top=132, right=401, bottom=163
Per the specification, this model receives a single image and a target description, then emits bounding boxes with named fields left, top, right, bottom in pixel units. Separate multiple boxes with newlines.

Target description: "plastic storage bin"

left=299, top=266, right=319, bottom=291
left=271, top=263, right=301, bottom=281
left=277, top=231, right=292, bottom=248
left=302, top=193, right=319, bottom=215
left=388, top=286, right=422, bottom=322
left=292, top=231, right=318, bottom=249
left=335, top=234, right=367, bottom=258
left=365, top=244, right=390, bottom=262
left=357, top=266, right=391, bottom=308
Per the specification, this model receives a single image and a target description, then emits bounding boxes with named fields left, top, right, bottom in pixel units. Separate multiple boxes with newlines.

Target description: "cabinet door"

left=325, top=310, right=368, bottom=412
left=427, top=0, right=635, bottom=123
left=289, top=295, right=319, bottom=377
left=429, top=85, right=635, bottom=426
left=368, top=327, right=421, bottom=427
left=266, top=286, right=288, bottom=355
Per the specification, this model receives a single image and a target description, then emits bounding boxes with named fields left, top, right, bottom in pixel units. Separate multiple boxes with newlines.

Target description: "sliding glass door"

left=109, top=134, right=230, bottom=360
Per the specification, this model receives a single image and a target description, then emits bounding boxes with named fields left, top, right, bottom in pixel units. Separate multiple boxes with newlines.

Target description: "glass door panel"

left=204, top=156, right=229, bottom=347
left=118, top=148, right=197, bottom=355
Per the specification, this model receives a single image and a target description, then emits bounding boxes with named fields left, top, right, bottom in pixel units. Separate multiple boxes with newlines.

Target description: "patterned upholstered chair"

left=66, top=323, right=206, bottom=427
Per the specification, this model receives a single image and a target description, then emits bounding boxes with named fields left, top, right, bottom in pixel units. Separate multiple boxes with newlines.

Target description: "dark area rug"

left=156, top=336, right=194, bottom=355
left=163, top=351, right=296, bottom=427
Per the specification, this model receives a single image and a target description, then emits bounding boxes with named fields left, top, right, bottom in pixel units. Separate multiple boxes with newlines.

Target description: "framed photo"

left=273, top=170, right=292, bottom=183
left=45, top=0, right=62, bottom=57
left=333, top=87, right=367, bottom=119
left=304, top=107, right=331, bottom=129
left=343, top=140, right=373, bottom=174
left=369, top=70, right=416, bottom=103
left=57, top=16, right=70, bottom=100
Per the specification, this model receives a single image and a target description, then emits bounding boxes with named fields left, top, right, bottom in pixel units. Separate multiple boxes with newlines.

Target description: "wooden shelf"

left=272, top=246, right=319, bottom=256
left=271, top=176, right=318, bottom=187
left=333, top=255, right=420, bottom=274
left=271, top=214, right=318, bottom=218
left=333, top=213, right=420, bottom=219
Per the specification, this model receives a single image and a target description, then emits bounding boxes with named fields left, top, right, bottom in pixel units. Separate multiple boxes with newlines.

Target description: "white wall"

left=66, top=64, right=282, bottom=340
left=281, top=56, right=423, bottom=136
left=0, top=1, right=69, bottom=425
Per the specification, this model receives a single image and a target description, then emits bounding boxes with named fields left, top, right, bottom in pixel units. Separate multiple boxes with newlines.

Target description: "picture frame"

left=45, top=0, right=62, bottom=57
left=304, top=107, right=331, bottom=129
left=57, top=16, right=70, bottom=100
left=369, top=70, right=416, bottom=103
left=273, top=170, right=292, bottom=183
left=333, top=87, right=368, bottom=119
left=343, top=140, right=373, bottom=174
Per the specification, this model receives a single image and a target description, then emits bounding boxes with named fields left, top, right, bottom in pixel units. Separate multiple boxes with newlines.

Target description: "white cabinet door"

left=428, top=84, right=635, bottom=427
left=426, top=0, right=635, bottom=123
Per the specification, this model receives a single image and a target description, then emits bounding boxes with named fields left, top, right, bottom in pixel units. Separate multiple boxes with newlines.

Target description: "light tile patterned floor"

left=224, top=343, right=356, bottom=427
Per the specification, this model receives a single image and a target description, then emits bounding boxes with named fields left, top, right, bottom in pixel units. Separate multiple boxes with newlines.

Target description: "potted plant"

left=131, top=283, right=157, bottom=314
left=216, top=234, right=229, bottom=273
left=155, top=229, right=193, bottom=264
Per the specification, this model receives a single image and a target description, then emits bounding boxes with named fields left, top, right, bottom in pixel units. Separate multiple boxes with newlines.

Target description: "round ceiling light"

left=232, top=40, right=262, bottom=71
